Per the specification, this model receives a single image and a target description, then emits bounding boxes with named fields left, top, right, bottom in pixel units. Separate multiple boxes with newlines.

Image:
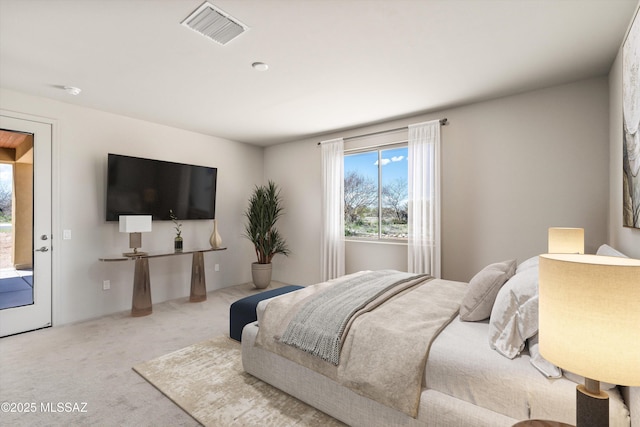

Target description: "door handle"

left=35, top=246, right=49, bottom=252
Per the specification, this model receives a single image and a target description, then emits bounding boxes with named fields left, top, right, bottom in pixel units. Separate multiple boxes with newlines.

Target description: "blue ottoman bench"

left=229, top=285, right=303, bottom=342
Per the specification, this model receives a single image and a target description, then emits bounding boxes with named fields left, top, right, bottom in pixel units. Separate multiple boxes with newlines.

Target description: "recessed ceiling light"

left=64, top=86, right=82, bottom=95
left=252, top=62, right=269, bottom=71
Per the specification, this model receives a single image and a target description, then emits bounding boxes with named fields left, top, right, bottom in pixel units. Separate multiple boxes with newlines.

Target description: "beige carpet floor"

left=133, top=335, right=344, bottom=426
left=0, top=281, right=337, bottom=426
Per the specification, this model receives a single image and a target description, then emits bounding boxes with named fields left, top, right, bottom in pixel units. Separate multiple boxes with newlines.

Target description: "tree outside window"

left=344, top=146, right=408, bottom=240
left=0, top=164, right=12, bottom=223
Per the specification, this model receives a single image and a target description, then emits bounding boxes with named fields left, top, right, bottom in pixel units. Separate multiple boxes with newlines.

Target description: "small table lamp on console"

left=548, top=227, right=584, bottom=254
left=119, top=215, right=152, bottom=256
left=538, top=253, right=640, bottom=427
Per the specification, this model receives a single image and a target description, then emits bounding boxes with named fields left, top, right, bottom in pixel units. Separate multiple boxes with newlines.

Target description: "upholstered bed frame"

left=241, top=249, right=637, bottom=426
left=243, top=320, right=515, bottom=426
left=242, top=317, right=638, bottom=427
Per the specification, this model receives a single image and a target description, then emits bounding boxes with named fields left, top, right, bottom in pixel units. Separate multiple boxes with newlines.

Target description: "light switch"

left=63, top=229, right=71, bottom=240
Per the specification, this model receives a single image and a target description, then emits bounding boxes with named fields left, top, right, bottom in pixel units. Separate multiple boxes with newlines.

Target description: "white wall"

left=0, top=88, right=263, bottom=325
left=608, top=30, right=640, bottom=259
left=263, top=141, right=321, bottom=284
left=0, top=71, right=624, bottom=325
left=265, top=77, right=611, bottom=283
left=345, top=241, right=407, bottom=273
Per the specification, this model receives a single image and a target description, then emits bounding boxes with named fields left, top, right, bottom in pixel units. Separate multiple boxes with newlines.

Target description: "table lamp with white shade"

left=119, top=215, right=152, bottom=256
left=538, top=253, right=640, bottom=427
left=548, top=227, right=584, bottom=254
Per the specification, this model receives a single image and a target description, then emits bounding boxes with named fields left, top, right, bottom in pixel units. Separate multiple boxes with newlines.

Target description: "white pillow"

left=596, top=244, right=628, bottom=257
left=459, top=259, right=517, bottom=322
left=516, top=255, right=538, bottom=274
left=488, top=267, right=539, bottom=359
left=527, top=333, right=562, bottom=378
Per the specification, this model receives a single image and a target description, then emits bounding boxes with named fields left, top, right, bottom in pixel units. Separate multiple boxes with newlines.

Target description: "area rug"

left=133, top=335, right=345, bottom=427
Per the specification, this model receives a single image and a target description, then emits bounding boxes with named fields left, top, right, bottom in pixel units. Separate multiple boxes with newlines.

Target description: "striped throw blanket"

left=280, top=270, right=427, bottom=365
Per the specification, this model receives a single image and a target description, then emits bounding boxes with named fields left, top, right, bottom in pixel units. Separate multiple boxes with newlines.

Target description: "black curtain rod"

left=317, top=118, right=448, bottom=145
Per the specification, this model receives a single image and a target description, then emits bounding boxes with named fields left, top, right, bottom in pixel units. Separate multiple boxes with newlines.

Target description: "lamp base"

left=576, top=384, right=608, bottom=427
left=123, top=251, right=148, bottom=257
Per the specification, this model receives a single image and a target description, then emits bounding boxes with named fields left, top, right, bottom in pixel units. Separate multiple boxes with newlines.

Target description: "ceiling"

left=0, top=130, right=33, bottom=163
left=0, top=0, right=638, bottom=146
left=0, top=130, right=29, bottom=149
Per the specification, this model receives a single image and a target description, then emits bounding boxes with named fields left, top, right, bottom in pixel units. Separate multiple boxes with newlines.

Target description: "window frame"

left=344, top=141, right=408, bottom=243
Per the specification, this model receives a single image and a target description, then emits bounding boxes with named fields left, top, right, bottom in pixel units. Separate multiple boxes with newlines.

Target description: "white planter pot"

left=251, top=262, right=272, bottom=289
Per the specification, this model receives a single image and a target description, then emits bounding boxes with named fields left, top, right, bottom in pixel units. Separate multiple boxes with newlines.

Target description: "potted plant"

left=243, top=181, right=290, bottom=288
left=169, top=209, right=183, bottom=252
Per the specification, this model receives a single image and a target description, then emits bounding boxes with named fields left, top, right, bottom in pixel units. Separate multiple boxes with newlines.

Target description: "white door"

left=0, top=114, right=52, bottom=337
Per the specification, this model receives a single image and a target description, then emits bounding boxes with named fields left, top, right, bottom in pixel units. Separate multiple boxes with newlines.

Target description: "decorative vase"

left=210, top=219, right=223, bottom=249
left=174, top=235, right=183, bottom=252
left=251, top=262, right=272, bottom=289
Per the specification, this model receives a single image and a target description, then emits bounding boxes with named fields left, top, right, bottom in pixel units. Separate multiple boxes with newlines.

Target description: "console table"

left=100, top=247, right=227, bottom=317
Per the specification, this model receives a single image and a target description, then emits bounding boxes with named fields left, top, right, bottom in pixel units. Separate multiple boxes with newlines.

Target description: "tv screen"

left=106, top=154, right=217, bottom=221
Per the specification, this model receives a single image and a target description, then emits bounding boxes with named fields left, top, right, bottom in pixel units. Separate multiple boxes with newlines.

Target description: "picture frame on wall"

left=623, top=6, right=640, bottom=229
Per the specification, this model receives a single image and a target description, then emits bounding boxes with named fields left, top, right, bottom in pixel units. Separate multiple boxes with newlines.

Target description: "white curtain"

left=320, top=138, right=345, bottom=281
left=408, top=120, right=441, bottom=277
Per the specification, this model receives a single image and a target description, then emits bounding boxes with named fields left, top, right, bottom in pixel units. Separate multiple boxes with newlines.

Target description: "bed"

left=241, top=250, right=637, bottom=427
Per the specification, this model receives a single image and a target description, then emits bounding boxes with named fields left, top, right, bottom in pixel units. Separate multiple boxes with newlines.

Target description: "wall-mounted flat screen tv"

left=106, top=153, right=217, bottom=221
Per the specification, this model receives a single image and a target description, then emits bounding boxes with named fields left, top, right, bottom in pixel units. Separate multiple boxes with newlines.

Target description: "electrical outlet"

left=103, top=280, right=110, bottom=290
left=215, top=264, right=220, bottom=272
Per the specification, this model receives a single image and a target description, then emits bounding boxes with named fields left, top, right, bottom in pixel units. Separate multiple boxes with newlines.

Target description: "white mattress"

left=426, top=316, right=630, bottom=426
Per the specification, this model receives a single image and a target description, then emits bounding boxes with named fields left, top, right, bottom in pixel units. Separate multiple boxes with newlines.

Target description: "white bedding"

left=426, top=316, right=630, bottom=426
left=255, top=274, right=466, bottom=417
left=255, top=296, right=631, bottom=426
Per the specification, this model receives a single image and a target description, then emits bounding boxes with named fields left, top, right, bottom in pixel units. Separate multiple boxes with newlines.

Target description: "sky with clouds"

left=0, top=164, right=11, bottom=188
left=345, top=147, right=408, bottom=185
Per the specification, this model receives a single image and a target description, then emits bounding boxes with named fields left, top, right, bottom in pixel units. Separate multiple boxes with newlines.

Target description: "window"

left=344, top=145, right=408, bottom=240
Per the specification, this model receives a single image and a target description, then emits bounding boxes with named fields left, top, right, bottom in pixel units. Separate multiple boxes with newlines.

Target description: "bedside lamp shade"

left=539, top=253, right=640, bottom=427
left=548, top=227, right=584, bottom=254
left=119, top=215, right=152, bottom=256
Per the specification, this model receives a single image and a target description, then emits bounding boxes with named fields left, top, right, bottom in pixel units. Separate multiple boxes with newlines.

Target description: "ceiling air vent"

left=181, top=2, right=248, bottom=46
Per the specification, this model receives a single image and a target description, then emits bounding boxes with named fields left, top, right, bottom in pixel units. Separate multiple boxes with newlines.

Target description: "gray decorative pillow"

left=459, top=259, right=517, bottom=322
left=488, top=267, right=539, bottom=359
